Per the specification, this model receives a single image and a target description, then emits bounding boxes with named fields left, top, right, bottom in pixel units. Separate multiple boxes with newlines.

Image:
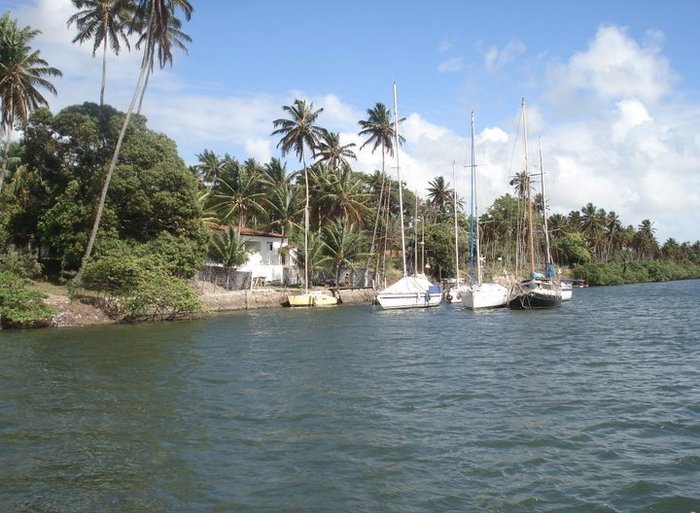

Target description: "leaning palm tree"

left=132, top=8, right=191, bottom=113
left=67, top=0, right=134, bottom=106
left=0, top=13, right=62, bottom=196
left=75, top=0, right=193, bottom=282
left=271, top=98, right=325, bottom=291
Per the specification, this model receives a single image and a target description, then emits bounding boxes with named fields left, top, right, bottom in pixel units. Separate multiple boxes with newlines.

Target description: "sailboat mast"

left=539, top=137, right=553, bottom=266
left=522, top=98, right=536, bottom=275
left=471, top=111, right=483, bottom=286
left=452, top=161, right=460, bottom=288
left=393, top=82, right=408, bottom=277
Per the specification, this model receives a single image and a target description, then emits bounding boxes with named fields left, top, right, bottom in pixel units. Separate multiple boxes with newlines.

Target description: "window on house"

left=268, top=242, right=273, bottom=251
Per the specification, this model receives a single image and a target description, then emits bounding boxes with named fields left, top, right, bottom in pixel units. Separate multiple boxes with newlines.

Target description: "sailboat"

left=376, top=83, right=442, bottom=310
left=507, top=99, right=562, bottom=310
left=287, top=122, right=338, bottom=307
left=446, top=161, right=468, bottom=304
left=538, top=136, right=572, bottom=302
left=461, top=112, right=509, bottom=310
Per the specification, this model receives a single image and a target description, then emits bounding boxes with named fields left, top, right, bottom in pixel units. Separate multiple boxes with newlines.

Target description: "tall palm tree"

left=315, top=129, right=356, bottom=171
left=193, top=148, right=227, bottom=186
left=67, top=0, right=134, bottom=106
left=426, top=176, right=454, bottom=214
left=132, top=8, right=191, bottom=113
left=75, top=0, right=193, bottom=282
left=0, top=13, right=62, bottom=196
left=271, top=98, right=325, bottom=290
left=358, top=103, right=405, bottom=274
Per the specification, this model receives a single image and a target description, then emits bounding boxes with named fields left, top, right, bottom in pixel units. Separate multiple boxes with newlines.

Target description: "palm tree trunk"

left=100, top=37, right=107, bottom=106
left=137, top=66, right=151, bottom=114
left=0, top=96, right=14, bottom=196
left=0, top=125, right=12, bottom=197
left=74, top=33, right=154, bottom=283
left=302, top=152, right=309, bottom=294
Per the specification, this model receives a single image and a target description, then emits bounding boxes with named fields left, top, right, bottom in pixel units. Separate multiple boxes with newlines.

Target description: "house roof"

left=207, top=223, right=285, bottom=239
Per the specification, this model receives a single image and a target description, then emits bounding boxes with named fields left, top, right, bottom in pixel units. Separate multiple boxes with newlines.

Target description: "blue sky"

left=6, top=0, right=700, bottom=244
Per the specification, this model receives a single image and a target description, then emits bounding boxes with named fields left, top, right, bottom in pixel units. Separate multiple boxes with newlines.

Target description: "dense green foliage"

left=572, top=261, right=700, bottom=286
left=1, top=103, right=207, bottom=276
left=0, top=271, right=54, bottom=328
left=80, top=246, right=201, bottom=322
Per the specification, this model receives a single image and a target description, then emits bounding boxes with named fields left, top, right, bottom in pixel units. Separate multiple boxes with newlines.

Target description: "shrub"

left=0, top=271, right=54, bottom=328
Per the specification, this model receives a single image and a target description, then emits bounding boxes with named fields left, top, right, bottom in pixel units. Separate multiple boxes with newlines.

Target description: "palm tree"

left=310, top=163, right=370, bottom=227
left=509, top=171, right=530, bottom=199
left=75, top=0, right=193, bottom=282
left=321, top=218, right=368, bottom=287
left=209, top=225, right=250, bottom=268
left=271, top=98, right=325, bottom=290
left=315, top=129, right=356, bottom=171
left=193, top=148, right=228, bottom=187
left=0, top=14, right=62, bottom=196
left=358, top=103, right=405, bottom=275
left=426, top=176, right=454, bottom=217
left=132, top=7, right=191, bottom=113
left=67, top=0, right=134, bottom=106
left=214, top=160, right=266, bottom=231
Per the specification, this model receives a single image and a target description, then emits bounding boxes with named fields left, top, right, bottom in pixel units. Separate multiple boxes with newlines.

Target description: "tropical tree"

left=194, top=148, right=228, bottom=186
left=209, top=225, right=249, bottom=267
left=132, top=6, right=191, bottom=113
left=321, top=218, right=368, bottom=287
left=309, top=163, right=370, bottom=228
left=358, top=103, right=405, bottom=265
left=315, top=129, right=356, bottom=171
left=358, top=102, right=404, bottom=170
left=76, top=0, right=193, bottom=282
left=426, top=175, right=454, bottom=218
left=213, top=160, right=266, bottom=231
left=67, top=0, right=134, bottom=106
left=271, top=98, right=325, bottom=289
left=0, top=13, right=62, bottom=195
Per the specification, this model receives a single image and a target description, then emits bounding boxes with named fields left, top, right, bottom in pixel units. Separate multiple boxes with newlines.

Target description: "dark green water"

left=1, top=280, right=699, bottom=512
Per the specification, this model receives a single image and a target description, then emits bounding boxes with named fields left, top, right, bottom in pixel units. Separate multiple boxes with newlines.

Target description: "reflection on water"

left=1, top=280, right=699, bottom=512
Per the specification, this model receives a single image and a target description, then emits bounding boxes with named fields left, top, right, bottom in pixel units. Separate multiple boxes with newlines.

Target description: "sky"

left=5, top=0, right=700, bottom=244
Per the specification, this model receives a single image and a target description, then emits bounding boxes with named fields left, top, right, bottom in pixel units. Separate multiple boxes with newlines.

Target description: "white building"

left=236, top=227, right=298, bottom=286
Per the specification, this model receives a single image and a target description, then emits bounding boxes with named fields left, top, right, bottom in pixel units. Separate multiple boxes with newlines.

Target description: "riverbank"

left=44, top=280, right=377, bottom=328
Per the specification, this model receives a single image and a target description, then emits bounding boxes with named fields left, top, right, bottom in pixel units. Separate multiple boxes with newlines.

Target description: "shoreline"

left=46, top=281, right=378, bottom=328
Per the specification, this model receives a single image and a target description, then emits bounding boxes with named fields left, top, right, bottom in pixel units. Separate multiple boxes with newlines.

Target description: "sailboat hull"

left=462, top=282, right=509, bottom=310
left=376, top=291, right=442, bottom=309
left=507, top=280, right=562, bottom=309
left=376, top=276, right=442, bottom=310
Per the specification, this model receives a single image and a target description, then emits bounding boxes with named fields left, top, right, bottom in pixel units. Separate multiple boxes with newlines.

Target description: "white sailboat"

left=461, top=112, right=509, bottom=310
left=376, top=83, right=442, bottom=310
left=507, top=99, right=562, bottom=310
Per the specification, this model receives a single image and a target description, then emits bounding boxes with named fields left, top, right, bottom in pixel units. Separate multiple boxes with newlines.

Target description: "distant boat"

left=288, top=289, right=339, bottom=307
left=376, top=83, right=441, bottom=310
left=507, top=99, right=562, bottom=310
left=461, top=112, right=508, bottom=310
left=561, top=281, right=573, bottom=301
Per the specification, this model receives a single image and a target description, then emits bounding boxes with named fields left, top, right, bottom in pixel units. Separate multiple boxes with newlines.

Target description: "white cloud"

left=550, top=25, right=677, bottom=104
left=438, top=57, right=463, bottom=73
left=484, top=39, right=526, bottom=72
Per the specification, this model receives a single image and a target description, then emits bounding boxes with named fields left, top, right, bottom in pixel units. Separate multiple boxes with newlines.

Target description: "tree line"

left=1, top=3, right=699, bottom=326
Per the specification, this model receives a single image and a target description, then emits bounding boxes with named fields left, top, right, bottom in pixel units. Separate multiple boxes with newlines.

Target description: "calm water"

left=1, top=281, right=699, bottom=512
